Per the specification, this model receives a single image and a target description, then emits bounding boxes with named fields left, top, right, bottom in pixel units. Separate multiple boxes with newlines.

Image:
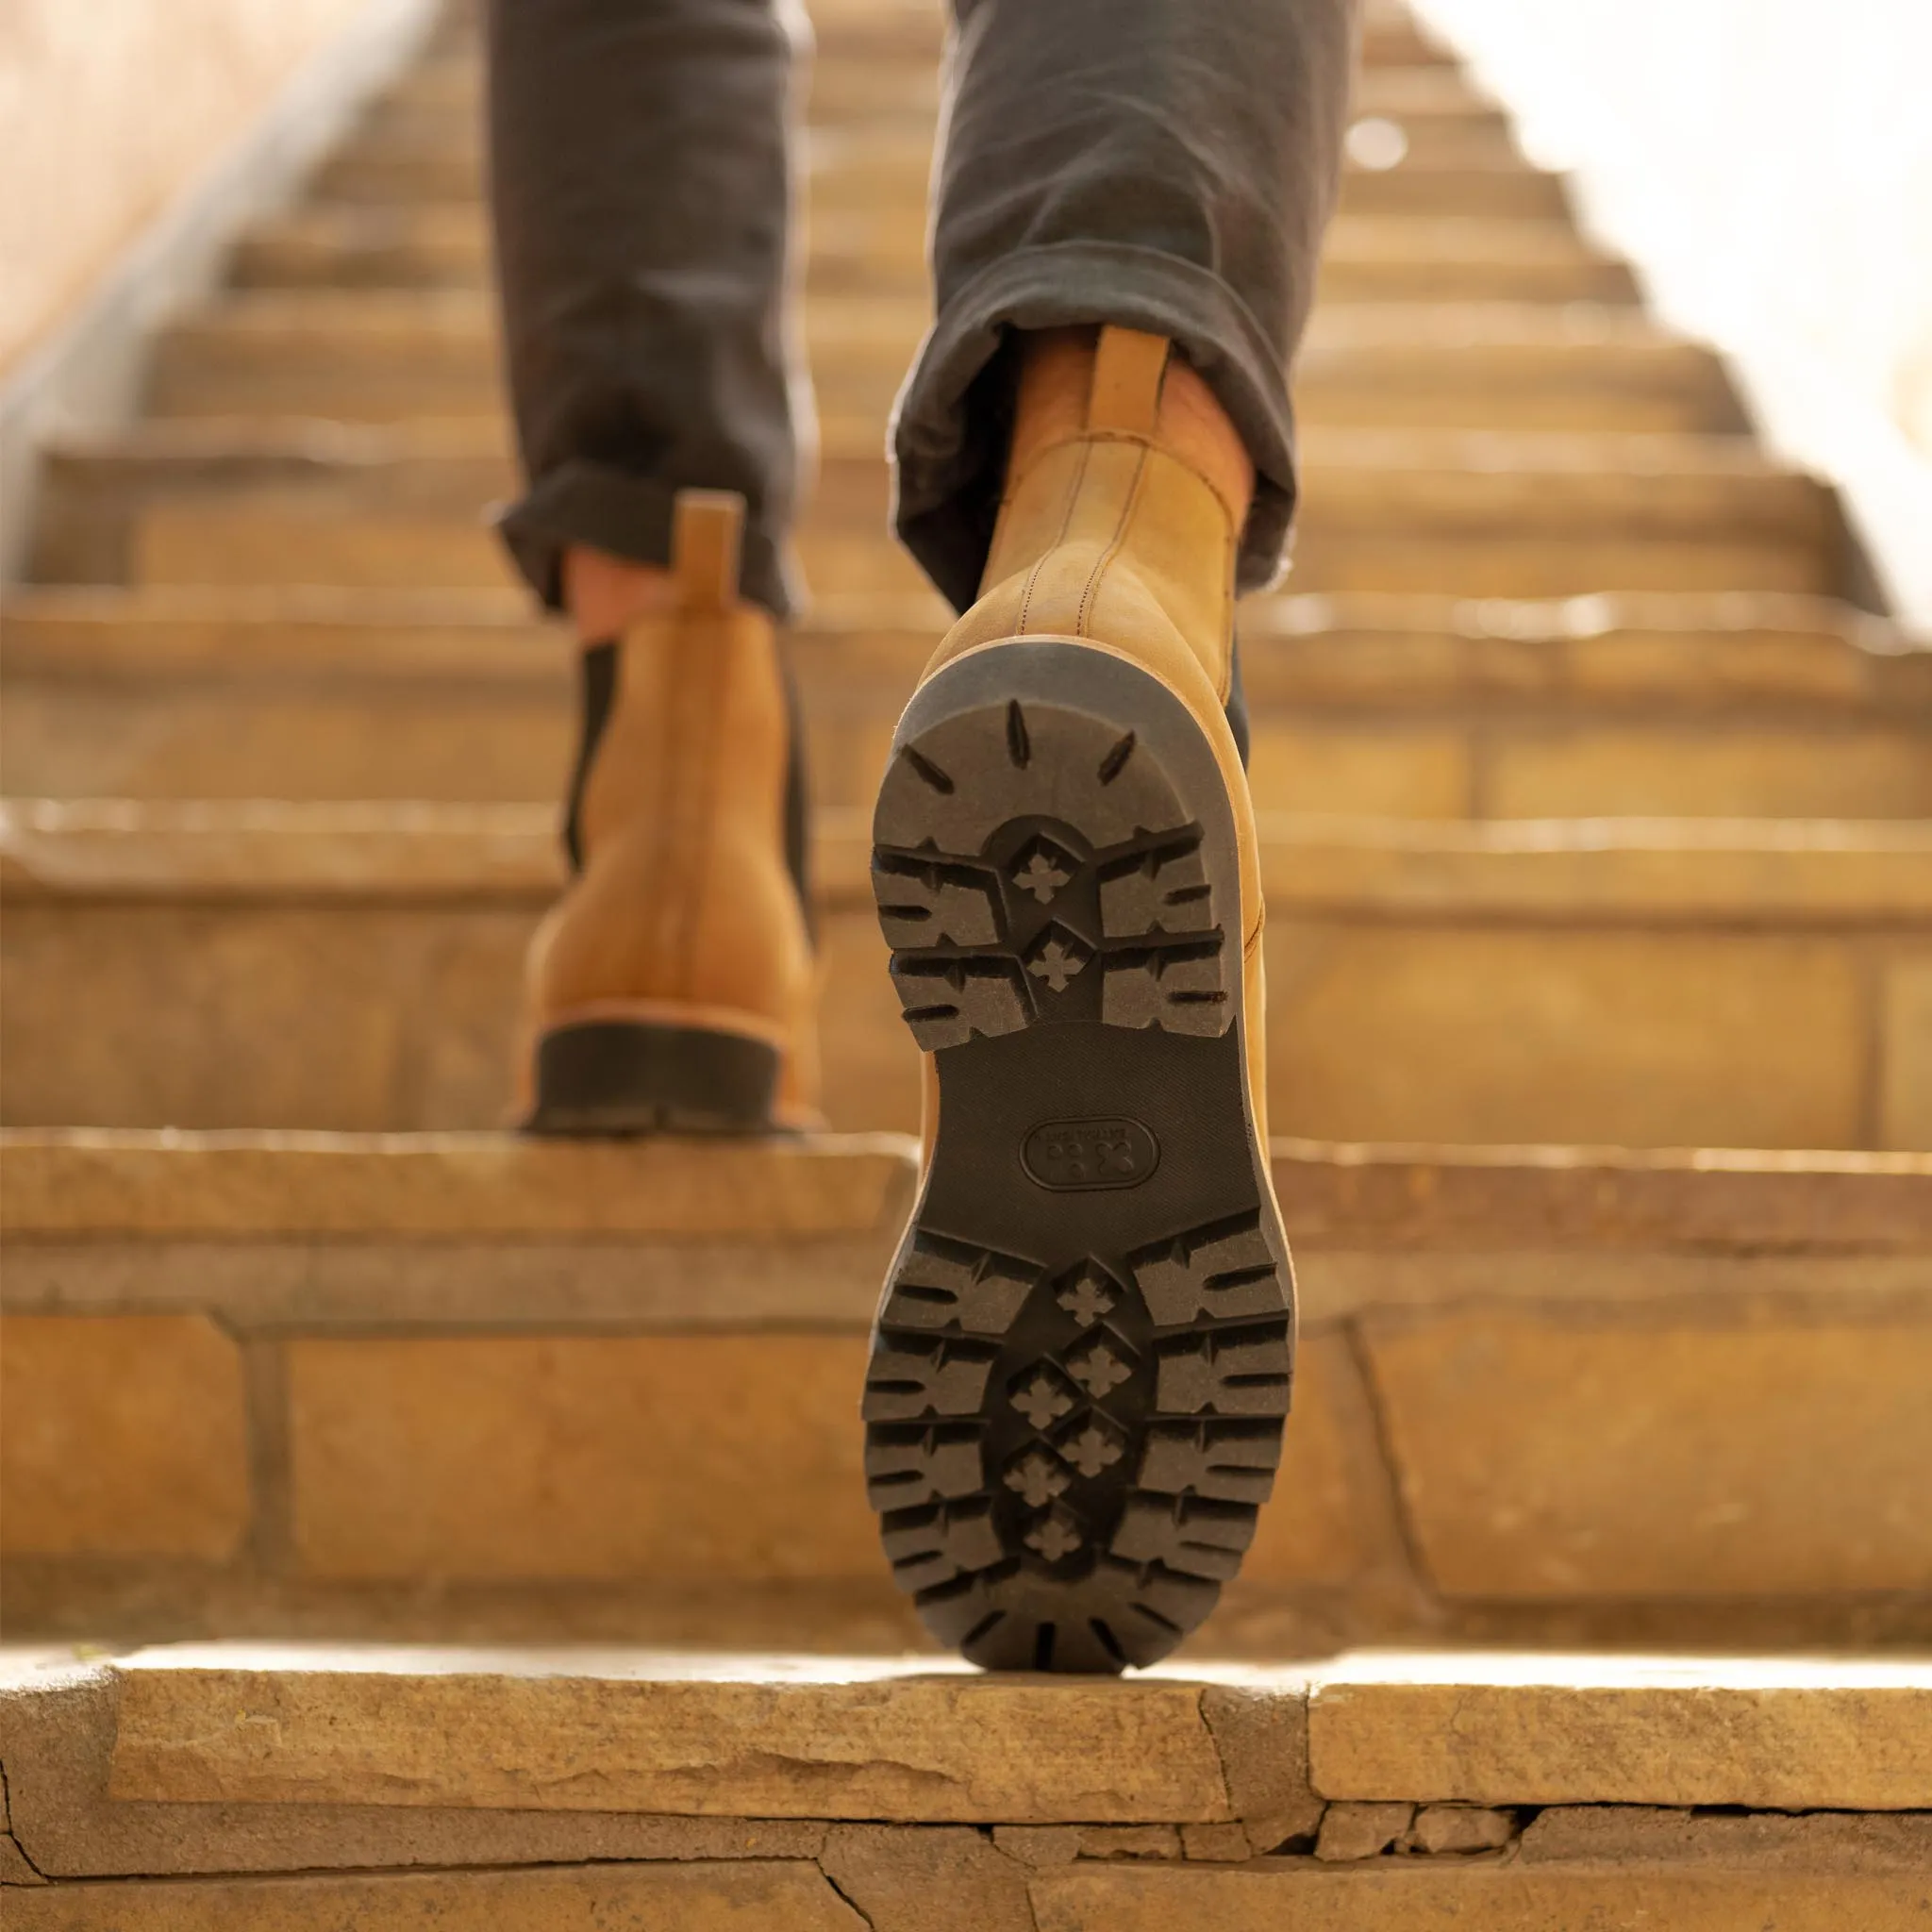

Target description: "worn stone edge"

left=7, top=804, right=1932, bottom=919
left=5, top=1658, right=1930, bottom=1890
left=2, top=1659, right=1290, bottom=1851
left=1, top=1128, right=1924, bottom=1243
left=0, top=1128, right=921, bottom=1239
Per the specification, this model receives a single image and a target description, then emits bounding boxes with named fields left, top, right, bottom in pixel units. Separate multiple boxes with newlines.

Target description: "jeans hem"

left=890, top=240, right=1301, bottom=612
left=496, top=459, right=797, bottom=622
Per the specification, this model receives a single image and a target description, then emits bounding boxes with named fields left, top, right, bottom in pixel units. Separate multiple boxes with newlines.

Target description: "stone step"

left=1279, top=307, right=1738, bottom=431
left=373, top=35, right=947, bottom=116
left=146, top=285, right=931, bottom=426
left=804, top=56, right=940, bottom=129
left=359, top=69, right=1505, bottom=174
left=0, top=1647, right=1928, bottom=1924
left=147, top=295, right=1724, bottom=433
left=297, top=150, right=1568, bottom=233
left=115, top=487, right=930, bottom=601
left=374, top=8, right=1453, bottom=111
left=373, top=47, right=942, bottom=128
left=35, top=415, right=1811, bottom=543
left=253, top=30, right=1566, bottom=305
left=25, top=417, right=523, bottom=582
left=350, top=94, right=1522, bottom=178
left=402, top=0, right=1431, bottom=66
left=311, top=125, right=951, bottom=211
left=1334, top=160, right=1570, bottom=222
left=294, top=139, right=1567, bottom=224
left=237, top=203, right=1635, bottom=308
left=786, top=0, right=948, bottom=57
left=1311, top=217, right=1636, bottom=305
left=400, top=0, right=1453, bottom=69
left=3, top=801, right=1927, bottom=1147
left=16, top=12, right=1929, bottom=1920
left=1358, top=11, right=1457, bottom=67
left=5, top=1126, right=1927, bottom=1646
left=238, top=194, right=941, bottom=299
left=371, top=20, right=1455, bottom=120
left=232, top=203, right=508, bottom=293
left=1350, top=63, right=1496, bottom=116
left=6, top=587, right=1929, bottom=820
left=35, top=411, right=1830, bottom=541
left=68, top=431, right=1840, bottom=601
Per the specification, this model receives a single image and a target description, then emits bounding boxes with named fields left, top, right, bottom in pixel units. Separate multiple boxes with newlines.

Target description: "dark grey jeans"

left=487, top=0, right=1357, bottom=621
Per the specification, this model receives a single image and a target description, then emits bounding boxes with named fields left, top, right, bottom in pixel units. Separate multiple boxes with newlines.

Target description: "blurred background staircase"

left=2, top=0, right=1929, bottom=1920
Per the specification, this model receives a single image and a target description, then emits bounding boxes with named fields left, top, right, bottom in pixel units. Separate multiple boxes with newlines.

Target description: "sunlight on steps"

left=0, top=0, right=1928, bottom=1918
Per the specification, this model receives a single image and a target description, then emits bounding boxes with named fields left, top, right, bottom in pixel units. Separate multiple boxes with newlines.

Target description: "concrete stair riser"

left=94, top=424, right=1786, bottom=513
left=295, top=10, right=1418, bottom=120
left=112, top=497, right=1845, bottom=603
left=3, top=808, right=1928, bottom=1146
left=36, top=424, right=1833, bottom=599
left=233, top=208, right=1636, bottom=306
left=11, top=691, right=1927, bottom=820
left=235, top=207, right=941, bottom=300
left=5, top=1133, right=1928, bottom=1643
left=29, top=425, right=1842, bottom=601
left=145, top=298, right=1728, bottom=433
left=358, top=52, right=1504, bottom=125
left=5, top=594, right=1930, bottom=819
left=296, top=155, right=1568, bottom=222
left=338, top=102, right=1524, bottom=179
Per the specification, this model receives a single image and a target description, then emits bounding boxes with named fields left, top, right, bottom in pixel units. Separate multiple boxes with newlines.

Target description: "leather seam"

left=664, top=615, right=708, bottom=1001
left=639, top=629, right=676, bottom=990
left=1016, top=434, right=1092, bottom=632
left=1075, top=443, right=1151, bottom=638
left=1007, top=429, right=1245, bottom=533
left=687, top=615, right=731, bottom=1001
left=1219, top=513, right=1238, bottom=705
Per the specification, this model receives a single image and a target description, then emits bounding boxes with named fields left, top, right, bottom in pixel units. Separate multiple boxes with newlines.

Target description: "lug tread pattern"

left=867, top=1210, right=1290, bottom=1673
left=872, top=700, right=1233, bottom=1048
left=865, top=679, right=1291, bottom=1674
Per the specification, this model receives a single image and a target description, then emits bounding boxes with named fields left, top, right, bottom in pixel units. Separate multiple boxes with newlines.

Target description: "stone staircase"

left=4, top=1645, right=1929, bottom=1924
left=2, top=0, right=1929, bottom=1919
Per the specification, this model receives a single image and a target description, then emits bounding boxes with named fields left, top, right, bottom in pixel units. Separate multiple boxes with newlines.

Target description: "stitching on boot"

left=1074, top=444, right=1152, bottom=638
left=1218, top=509, right=1239, bottom=703
left=1009, top=429, right=1241, bottom=522
left=678, top=611, right=730, bottom=999
left=646, top=619, right=706, bottom=999
left=1016, top=435, right=1094, bottom=634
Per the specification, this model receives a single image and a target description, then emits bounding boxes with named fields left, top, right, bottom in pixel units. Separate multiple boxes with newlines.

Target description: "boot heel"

left=862, top=637, right=1294, bottom=1674
left=526, top=1018, right=780, bottom=1135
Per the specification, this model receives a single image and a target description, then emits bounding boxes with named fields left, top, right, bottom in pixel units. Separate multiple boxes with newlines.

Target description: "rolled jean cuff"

left=891, top=240, right=1302, bottom=614
left=495, top=459, right=798, bottom=623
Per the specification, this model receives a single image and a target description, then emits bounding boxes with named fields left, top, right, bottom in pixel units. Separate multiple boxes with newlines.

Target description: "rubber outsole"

left=525, top=1018, right=781, bottom=1135
left=864, top=640, right=1295, bottom=1674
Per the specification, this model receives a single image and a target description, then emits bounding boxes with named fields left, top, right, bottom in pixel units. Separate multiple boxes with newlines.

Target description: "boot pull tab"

left=673, top=490, right=745, bottom=611
left=1087, top=326, right=1170, bottom=437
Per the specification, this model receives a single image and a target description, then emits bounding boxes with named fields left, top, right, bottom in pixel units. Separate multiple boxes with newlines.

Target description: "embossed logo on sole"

left=1022, top=1117, right=1160, bottom=1191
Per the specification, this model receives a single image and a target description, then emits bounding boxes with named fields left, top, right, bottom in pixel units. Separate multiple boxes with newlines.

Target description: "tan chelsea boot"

left=860, top=325, right=1294, bottom=1673
left=518, top=489, right=821, bottom=1134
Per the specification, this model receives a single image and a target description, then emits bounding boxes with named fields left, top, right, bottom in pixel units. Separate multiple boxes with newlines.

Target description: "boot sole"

left=525, top=1018, right=781, bottom=1135
left=864, top=639, right=1295, bottom=1674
